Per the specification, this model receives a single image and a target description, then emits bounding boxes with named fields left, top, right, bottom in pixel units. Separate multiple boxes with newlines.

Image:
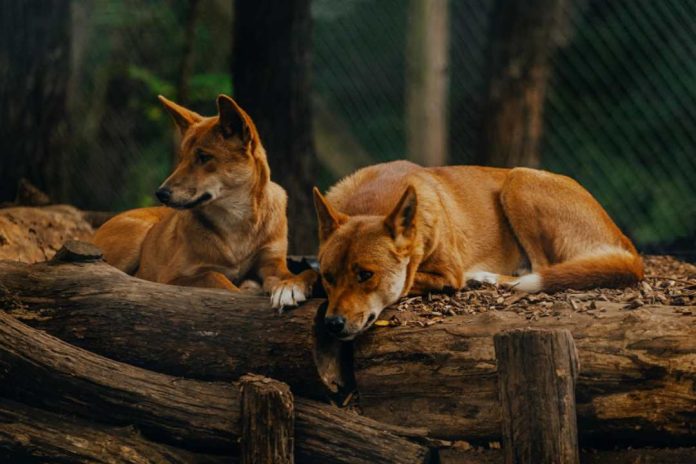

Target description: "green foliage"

left=127, top=66, right=175, bottom=98
left=66, top=0, right=233, bottom=211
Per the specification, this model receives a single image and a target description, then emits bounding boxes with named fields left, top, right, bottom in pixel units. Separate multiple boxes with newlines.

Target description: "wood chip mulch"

left=381, top=256, right=696, bottom=328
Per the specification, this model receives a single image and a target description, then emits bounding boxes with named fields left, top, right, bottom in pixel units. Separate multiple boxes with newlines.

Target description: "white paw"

left=508, top=273, right=542, bottom=292
left=271, top=282, right=307, bottom=312
left=239, top=279, right=263, bottom=294
left=465, top=271, right=500, bottom=285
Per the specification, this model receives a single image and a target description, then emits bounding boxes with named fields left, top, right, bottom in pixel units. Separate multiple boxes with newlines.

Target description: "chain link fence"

left=312, top=0, right=696, bottom=259
left=15, top=0, right=692, bottom=258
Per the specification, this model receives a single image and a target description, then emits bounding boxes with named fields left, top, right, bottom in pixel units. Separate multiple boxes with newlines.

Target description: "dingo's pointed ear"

left=385, top=186, right=417, bottom=244
left=216, top=94, right=259, bottom=147
left=158, top=95, right=202, bottom=134
left=313, top=187, right=348, bottom=242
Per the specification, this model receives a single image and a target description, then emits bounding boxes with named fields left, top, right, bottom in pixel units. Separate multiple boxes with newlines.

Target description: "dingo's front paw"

left=271, top=280, right=307, bottom=310
left=270, top=270, right=317, bottom=312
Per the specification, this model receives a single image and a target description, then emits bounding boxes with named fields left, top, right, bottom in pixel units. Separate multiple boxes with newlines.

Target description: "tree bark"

left=439, top=447, right=696, bottom=464
left=0, top=257, right=325, bottom=396
left=0, top=398, right=226, bottom=464
left=480, top=0, right=567, bottom=167
left=0, top=308, right=239, bottom=453
left=406, top=0, right=449, bottom=166
left=241, top=374, right=294, bottom=464
left=294, top=398, right=433, bottom=464
left=0, top=303, right=431, bottom=463
left=0, top=255, right=694, bottom=447
left=352, top=303, right=696, bottom=447
left=494, top=329, right=580, bottom=464
left=232, top=0, right=318, bottom=254
left=0, top=0, right=71, bottom=201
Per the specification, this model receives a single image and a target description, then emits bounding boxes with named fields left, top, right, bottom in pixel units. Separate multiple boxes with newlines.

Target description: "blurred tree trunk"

left=177, top=0, right=200, bottom=107
left=405, top=0, right=449, bottom=167
left=232, top=0, right=318, bottom=255
left=480, top=0, right=567, bottom=168
left=173, top=0, right=201, bottom=167
left=0, top=0, right=71, bottom=202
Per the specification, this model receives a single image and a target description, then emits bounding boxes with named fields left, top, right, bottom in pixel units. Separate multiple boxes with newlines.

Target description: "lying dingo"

left=313, top=160, right=643, bottom=339
left=94, top=95, right=315, bottom=309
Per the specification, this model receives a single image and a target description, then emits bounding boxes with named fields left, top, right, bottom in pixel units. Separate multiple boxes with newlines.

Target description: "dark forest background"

left=1, top=0, right=694, bottom=257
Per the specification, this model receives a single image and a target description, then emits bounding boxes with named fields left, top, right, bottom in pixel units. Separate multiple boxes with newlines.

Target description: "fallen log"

left=0, top=307, right=237, bottom=453
left=0, top=398, right=226, bottom=464
left=352, top=302, right=696, bottom=447
left=0, top=249, right=325, bottom=397
left=439, top=447, right=696, bottom=464
left=1, top=251, right=695, bottom=446
left=0, top=309, right=431, bottom=463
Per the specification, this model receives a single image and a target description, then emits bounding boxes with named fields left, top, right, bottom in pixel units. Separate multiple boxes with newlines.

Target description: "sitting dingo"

left=94, top=95, right=315, bottom=309
left=313, top=160, right=643, bottom=339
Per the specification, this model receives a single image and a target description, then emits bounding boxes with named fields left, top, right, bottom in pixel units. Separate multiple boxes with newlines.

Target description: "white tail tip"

left=512, top=273, right=543, bottom=292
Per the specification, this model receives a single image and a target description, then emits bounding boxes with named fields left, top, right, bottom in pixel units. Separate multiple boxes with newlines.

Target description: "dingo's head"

left=155, top=95, right=268, bottom=209
left=313, top=186, right=417, bottom=340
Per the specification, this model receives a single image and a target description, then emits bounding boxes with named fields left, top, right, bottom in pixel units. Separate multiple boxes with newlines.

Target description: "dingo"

left=313, top=160, right=643, bottom=339
left=94, top=95, right=315, bottom=309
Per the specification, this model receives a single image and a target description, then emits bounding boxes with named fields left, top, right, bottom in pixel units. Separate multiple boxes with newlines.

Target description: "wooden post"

left=240, top=374, right=294, bottom=464
left=494, top=328, right=580, bottom=464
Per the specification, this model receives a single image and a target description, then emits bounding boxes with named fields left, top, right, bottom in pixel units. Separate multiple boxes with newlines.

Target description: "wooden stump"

left=494, top=328, right=580, bottom=464
left=241, top=374, right=294, bottom=464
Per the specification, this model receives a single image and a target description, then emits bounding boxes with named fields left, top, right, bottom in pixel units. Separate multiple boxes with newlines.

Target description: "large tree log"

left=439, top=447, right=696, bottom=464
left=0, top=256, right=324, bottom=397
left=0, top=308, right=431, bottom=463
left=0, top=256, right=694, bottom=447
left=0, top=398, right=226, bottom=464
left=0, top=307, right=237, bottom=453
left=353, top=303, right=696, bottom=447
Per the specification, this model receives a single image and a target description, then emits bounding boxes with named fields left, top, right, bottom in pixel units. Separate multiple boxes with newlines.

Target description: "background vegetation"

left=1, top=0, right=694, bottom=258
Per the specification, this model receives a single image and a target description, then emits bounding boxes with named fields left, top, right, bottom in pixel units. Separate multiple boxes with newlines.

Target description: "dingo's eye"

left=196, top=150, right=214, bottom=164
left=357, top=270, right=373, bottom=283
left=322, top=273, right=335, bottom=286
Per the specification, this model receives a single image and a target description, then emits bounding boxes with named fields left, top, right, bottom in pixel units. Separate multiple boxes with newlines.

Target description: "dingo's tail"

left=514, top=249, right=644, bottom=292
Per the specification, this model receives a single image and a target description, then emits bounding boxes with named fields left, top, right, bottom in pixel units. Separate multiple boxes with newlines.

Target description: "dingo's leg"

left=499, top=168, right=643, bottom=292
left=94, top=207, right=169, bottom=275
left=410, top=269, right=460, bottom=295
left=168, top=271, right=239, bottom=291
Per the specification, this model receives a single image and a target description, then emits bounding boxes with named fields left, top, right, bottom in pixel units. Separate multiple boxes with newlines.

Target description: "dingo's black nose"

left=156, top=188, right=172, bottom=204
left=324, top=315, right=345, bottom=334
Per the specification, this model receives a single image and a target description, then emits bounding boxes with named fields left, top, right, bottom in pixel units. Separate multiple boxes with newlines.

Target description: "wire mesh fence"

left=4, top=0, right=692, bottom=258
left=313, top=0, right=696, bottom=258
